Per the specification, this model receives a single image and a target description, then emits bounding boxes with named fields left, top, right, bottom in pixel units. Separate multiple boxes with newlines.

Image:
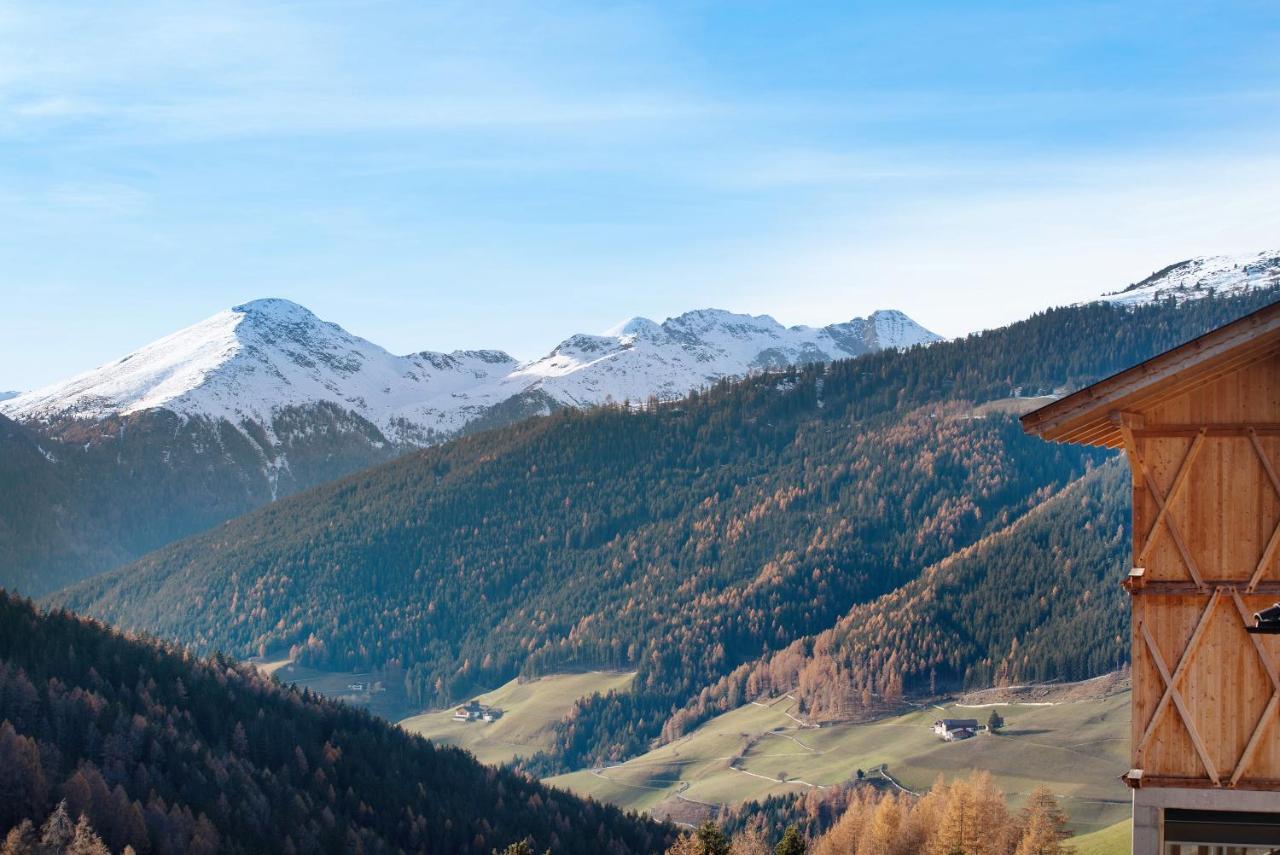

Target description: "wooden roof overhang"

left=1021, top=301, right=1280, bottom=448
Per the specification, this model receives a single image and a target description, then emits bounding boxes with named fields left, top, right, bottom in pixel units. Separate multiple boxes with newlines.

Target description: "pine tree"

left=495, top=841, right=535, bottom=855
left=67, top=815, right=110, bottom=855
left=39, top=801, right=73, bottom=851
left=774, top=825, right=806, bottom=855
left=1, top=820, right=37, bottom=855
left=698, top=822, right=731, bottom=855
left=1014, top=787, right=1070, bottom=855
left=729, top=826, right=771, bottom=855
left=859, top=792, right=911, bottom=855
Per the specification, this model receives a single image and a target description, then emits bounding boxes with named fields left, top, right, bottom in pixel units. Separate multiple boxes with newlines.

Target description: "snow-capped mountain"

left=0, top=391, right=18, bottom=403
left=500, top=308, right=937, bottom=407
left=2, top=298, right=519, bottom=443
left=2, top=300, right=938, bottom=444
left=1101, top=250, right=1280, bottom=306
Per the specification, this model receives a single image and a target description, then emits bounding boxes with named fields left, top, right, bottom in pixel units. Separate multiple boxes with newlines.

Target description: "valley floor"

left=547, top=682, right=1132, bottom=836
left=260, top=657, right=1133, bottom=846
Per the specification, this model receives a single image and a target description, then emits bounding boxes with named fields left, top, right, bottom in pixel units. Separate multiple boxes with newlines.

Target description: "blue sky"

left=3, top=1, right=1279, bottom=389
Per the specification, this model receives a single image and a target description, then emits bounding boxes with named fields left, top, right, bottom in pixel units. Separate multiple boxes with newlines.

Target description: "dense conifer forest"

left=0, top=405, right=399, bottom=597
left=0, top=592, right=671, bottom=854
left=53, top=288, right=1279, bottom=772
left=659, top=460, right=1128, bottom=740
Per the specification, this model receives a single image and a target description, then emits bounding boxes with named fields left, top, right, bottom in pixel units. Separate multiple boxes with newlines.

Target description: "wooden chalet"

left=933, top=718, right=980, bottom=740
left=1024, top=301, right=1280, bottom=853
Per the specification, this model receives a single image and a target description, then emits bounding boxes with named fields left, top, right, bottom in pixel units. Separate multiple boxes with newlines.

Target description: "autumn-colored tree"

left=810, top=772, right=1059, bottom=855
left=729, top=825, right=771, bottom=855
left=1, top=820, right=36, bottom=855
left=931, top=772, right=1012, bottom=855
left=668, top=822, right=732, bottom=855
left=67, top=814, right=111, bottom=855
left=1013, top=787, right=1070, bottom=855
left=857, top=792, right=918, bottom=855
left=39, top=801, right=73, bottom=850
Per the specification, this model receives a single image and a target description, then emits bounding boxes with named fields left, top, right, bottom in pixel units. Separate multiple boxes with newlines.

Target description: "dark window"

left=1164, top=807, right=1280, bottom=853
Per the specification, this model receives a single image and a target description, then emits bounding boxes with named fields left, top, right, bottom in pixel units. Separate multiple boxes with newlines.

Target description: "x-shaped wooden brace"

left=1136, top=587, right=1222, bottom=786
left=1247, top=428, right=1280, bottom=592
left=1118, top=421, right=1207, bottom=588
left=1230, top=589, right=1280, bottom=786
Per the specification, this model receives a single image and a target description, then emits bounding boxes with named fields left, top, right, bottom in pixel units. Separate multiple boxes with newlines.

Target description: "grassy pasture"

left=548, top=691, right=1131, bottom=835
left=256, top=658, right=416, bottom=721
left=1071, top=818, right=1131, bottom=854
left=399, top=671, right=635, bottom=766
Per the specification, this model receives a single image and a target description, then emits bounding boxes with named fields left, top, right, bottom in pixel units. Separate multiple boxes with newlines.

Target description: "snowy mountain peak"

left=503, top=307, right=941, bottom=408
left=1100, top=250, right=1280, bottom=306
left=603, top=317, right=664, bottom=340
left=233, top=296, right=315, bottom=317
left=0, top=299, right=517, bottom=438
left=2, top=298, right=939, bottom=445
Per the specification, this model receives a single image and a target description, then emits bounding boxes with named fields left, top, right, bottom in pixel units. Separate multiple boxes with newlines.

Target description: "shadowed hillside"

left=0, top=592, right=671, bottom=854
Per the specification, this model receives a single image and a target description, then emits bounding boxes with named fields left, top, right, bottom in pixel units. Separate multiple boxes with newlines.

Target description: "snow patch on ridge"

left=1099, top=250, right=1280, bottom=306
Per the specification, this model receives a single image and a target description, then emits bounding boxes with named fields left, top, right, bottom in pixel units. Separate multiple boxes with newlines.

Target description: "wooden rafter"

left=1136, top=590, right=1223, bottom=786
left=1230, top=590, right=1280, bottom=786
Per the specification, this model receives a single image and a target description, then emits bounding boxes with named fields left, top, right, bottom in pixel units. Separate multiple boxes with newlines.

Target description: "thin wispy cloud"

left=1, top=1, right=1278, bottom=389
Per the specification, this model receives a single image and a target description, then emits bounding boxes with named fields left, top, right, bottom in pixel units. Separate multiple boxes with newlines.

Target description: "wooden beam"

left=1133, top=774, right=1280, bottom=791
left=1248, top=428, right=1280, bottom=592
left=1132, top=580, right=1280, bottom=595
left=1136, top=428, right=1206, bottom=567
left=1116, top=417, right=1207, bottom=588
left=1136, top=592, right=1223, bottom=785
left=1230, top=591, right=1280, bottom=786
left=1133, top=424, right=1280, bottom=438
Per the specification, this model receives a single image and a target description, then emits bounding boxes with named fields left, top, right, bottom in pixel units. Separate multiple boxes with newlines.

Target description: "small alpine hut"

left=1023, top=301, right=1280, bottom=854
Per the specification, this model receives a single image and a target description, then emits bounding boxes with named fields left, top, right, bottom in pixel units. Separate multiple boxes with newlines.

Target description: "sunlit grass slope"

left=1071, top=819, right=1131, bottom=854
left=549, top=691, right=1131, bottom=834
left=400, top=671, right=635, bottom=766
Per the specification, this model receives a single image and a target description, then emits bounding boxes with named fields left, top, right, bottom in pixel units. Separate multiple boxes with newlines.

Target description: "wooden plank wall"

left=1128, top=353, right=1280, bottom=787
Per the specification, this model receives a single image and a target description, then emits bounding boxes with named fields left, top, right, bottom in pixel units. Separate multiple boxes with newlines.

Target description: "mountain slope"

left=3, top=301, right=936, bottom=441
left=0, top=590, right=671, bottom=854
left=54, top=286, right=1279, bottom=772
left=0, top=404, right=400, bottom=597
left=1101, top=249, right=1280, bottom=306
left=2, top=298, right=521, bottom=443
left=2, top=301, right=936, bottom=596
left=660, top=459, right=1129, bottom=739
left=503, top=308, right=938, bottom=407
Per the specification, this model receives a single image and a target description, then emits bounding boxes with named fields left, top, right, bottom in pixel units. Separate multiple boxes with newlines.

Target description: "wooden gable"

left=1024, top=301, right=1280, bottom=790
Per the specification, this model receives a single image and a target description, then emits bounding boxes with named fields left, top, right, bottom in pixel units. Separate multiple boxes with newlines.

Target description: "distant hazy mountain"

left=0, top=298, right=936, bottom=595
left=1100, top=249, right=1280, bottom=306
left=0, top=391, right=17, bottom=402
left=2, top=299, right=938, bottom=443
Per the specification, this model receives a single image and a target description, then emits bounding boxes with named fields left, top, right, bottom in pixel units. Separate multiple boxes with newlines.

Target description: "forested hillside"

left=0, top=405, right=398, bottom=596
left=0, top=592, right=670, bottom=854
left=659, top=460, right=1129, bottom=741
left=55, top=288, right=1279, bottom=772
